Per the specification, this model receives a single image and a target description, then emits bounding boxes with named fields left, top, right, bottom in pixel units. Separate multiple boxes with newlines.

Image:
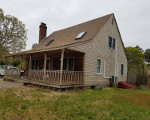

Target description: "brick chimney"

left=39, top=22, right=47, bottom=43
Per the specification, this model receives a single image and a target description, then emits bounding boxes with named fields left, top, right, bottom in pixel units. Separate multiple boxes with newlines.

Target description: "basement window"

left=75, top=31, right=86, bottom=40
left=45, top=39, right=54, bottom=46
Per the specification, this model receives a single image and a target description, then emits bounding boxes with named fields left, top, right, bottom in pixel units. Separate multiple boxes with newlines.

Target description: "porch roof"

left=6, top=47, right=85, bottom=57
left=6, top=13, right=113, bottom=57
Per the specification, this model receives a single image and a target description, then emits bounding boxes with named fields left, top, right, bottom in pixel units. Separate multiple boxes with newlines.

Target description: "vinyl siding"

left=68, top=15, right=127, bottom=86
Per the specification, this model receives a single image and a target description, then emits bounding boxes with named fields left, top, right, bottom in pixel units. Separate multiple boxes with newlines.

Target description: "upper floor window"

left=108, top=36, right=116, bottom=49
left=113, top=38, right=116, bottom=49
left=109, top=36, right=112, bottom=48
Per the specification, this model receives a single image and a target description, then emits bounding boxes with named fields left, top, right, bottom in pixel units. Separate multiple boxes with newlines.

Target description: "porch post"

left=28, top=54, right=32, bottom=79
left=20, top=55, right=22, bottom=78
left=29, top=54, right=32, bottom=70
left=43, top=52, right=47, bottom=82
left=60, top=49, right=65, bottom=85
left=11, top=56, right=14, bottom=77
left=83, top=54, right=85, bottom=86
left=4, top=56, right=7, bottom=76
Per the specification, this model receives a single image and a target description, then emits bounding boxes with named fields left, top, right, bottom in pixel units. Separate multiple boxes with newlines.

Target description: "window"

left=108, top=36, right=116, bottom=49
left=32, top=60, right=39, bottom=70
left=45, top=39, right=54, bottom=46
left=113, top=38, right=116, bottom=49
left=121, top=64, right=124, bottom=75
left=46, top=59, right=51, bottom=70
left=109, top=36, right=112, bottom=48
left=75, top=32, right=86, bottom=40
left=63, top=58, right=74, bottom=71
left=63, top=58, right=68, bottom=70
left=97, top=59, right=101, bottom=74
left=68, top=58, right=74, bottom=71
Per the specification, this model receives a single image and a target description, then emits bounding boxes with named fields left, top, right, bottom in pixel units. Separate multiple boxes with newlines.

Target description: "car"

left=0, top=65, right=5, bottom=76
left=6, top=66, right=24, bottom=76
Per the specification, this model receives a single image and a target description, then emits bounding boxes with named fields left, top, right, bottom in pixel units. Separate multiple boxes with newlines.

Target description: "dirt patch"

left=116, top=94, right=150, bottom=109
left=0, top=78, right=23, bottom=89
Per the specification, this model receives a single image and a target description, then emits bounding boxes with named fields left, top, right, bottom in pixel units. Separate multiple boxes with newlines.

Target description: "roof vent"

left=75, top=31, right=86, bottom=40
left=45, top=39, right=54, bottom=46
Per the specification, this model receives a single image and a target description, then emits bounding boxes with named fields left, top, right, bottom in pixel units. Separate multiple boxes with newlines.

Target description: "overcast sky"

left=1, top=0, right=150, bottom=50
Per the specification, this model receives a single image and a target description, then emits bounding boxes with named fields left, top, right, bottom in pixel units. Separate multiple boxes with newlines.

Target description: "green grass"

left=0, top=87, right=150, bottom=120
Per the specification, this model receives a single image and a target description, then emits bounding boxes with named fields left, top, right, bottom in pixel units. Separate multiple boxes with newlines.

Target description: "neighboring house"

left=4, top=13, right=127, bottom=88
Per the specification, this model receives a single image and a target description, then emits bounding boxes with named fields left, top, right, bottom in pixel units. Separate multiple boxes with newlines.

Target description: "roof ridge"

left=53, top=13, right=113, bottom=34
left=33, top=13, right=114, bottom=51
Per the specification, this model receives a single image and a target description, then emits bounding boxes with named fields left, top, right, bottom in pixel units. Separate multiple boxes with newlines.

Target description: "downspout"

left=115, top=40, right=118, bottom=77
left=104, top=40, right=118, bottom=79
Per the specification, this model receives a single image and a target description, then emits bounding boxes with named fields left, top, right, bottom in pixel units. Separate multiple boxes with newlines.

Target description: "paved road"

left=0, top=77, right=23, bottom=89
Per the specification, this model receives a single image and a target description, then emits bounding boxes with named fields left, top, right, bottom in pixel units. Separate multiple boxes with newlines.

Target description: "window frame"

left=121, top=64, right=124, bottom=76
left=113, top=38, right=116, bottom=49
left=32, top=59, right=39, bottom=70
left=63, top=57, right=74, bottom=71
left=108, top=36, right=116, bottom=49
left=97, top=59, right=101, bottom=74
left=46, top=58, right=51, bottom=70
left=109, top=36, right=112, bottom=48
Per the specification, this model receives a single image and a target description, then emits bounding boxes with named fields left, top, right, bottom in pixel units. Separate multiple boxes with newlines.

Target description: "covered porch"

left=4, top=49, right=85, bottom=88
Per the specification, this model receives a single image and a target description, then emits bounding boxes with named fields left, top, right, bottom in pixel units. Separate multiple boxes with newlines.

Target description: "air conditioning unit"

left=112, top=76, right=118, bottom=83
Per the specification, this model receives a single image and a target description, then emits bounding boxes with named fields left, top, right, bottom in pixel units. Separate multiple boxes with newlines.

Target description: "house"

left=4, top=13, right=127, bottom=88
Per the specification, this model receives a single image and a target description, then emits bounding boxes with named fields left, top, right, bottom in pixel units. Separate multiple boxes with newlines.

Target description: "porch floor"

left=3, top=77, right=84, bottom=89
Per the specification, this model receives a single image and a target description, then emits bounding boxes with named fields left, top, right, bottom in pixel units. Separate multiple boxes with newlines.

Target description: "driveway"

left=0, top=77, right=23, bottom=89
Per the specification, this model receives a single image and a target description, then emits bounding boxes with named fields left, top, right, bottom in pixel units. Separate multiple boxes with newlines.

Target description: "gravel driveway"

left=0, top=77, right=23, bottom=89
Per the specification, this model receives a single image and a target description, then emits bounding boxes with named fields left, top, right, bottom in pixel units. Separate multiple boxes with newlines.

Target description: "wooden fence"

left=5, top=69, right=20, bottom=79
left=148, top=70, right=150, bottom=89
left=127, top=73, right=148, bottom=86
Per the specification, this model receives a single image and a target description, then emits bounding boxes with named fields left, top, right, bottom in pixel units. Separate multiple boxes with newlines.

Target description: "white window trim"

left=121, top=63, right=124, bottom=76
left=97, top=59, right=101, bottom=75
left=108, top=36, right=116, bottom=50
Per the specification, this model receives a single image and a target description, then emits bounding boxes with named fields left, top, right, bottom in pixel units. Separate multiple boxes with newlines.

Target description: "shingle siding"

left=68, top=15, right=127, bottom=86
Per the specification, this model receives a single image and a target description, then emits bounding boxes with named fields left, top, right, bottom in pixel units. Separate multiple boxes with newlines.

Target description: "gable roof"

left=32, top=13, right=113, bottom=51
left=6, top=13, right=113, bottom=57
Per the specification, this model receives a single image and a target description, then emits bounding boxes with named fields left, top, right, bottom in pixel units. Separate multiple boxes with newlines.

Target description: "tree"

left=0, top=8, right=27, bottom=54
left=135, top=45, right=144, bottom=53
left=32, top=43, right=38, bottom=49
left=125, top=47, right=144, bottom=74
left=144, top=49, right=150, bottom=63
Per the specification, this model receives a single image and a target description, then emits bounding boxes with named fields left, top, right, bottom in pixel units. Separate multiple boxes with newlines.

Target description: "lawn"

left=0, top=87, right=150, bottom=120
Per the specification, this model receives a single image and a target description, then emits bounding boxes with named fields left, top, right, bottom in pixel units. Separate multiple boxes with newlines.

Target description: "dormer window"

left=75, top=32, right=86, bottom=40
left=45, top=39, right=54, bottom=46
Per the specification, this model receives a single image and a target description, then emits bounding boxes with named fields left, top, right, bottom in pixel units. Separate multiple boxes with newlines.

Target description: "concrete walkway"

left=0, top=77, right=23, bottom=89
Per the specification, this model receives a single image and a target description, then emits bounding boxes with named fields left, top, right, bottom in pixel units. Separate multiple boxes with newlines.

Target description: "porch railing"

left=5, top=69, right=20, bottom=79
left=28, top=70, right=83, bottom=85
left=28, top=70, right=44, bottom=82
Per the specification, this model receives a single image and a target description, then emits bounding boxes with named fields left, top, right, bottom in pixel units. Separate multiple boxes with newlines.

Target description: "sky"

left=1, top=0, right=150, bottom=50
